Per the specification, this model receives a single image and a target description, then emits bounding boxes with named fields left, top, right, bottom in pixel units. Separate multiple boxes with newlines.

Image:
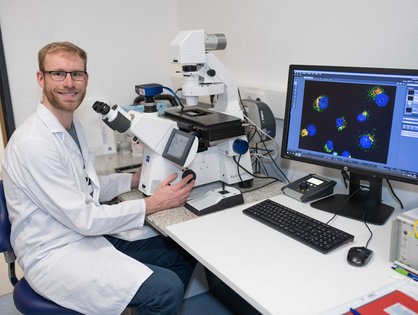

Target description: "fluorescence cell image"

left=313, top=95, right=329, bottom=112
left=357, top=110, right=370, bottom=122
left=323, top=140, right=334, bottom=153
left=367, top=86, right=389, bottom=107
left=298, top=81, right=396, bottom=164
left=342, top=150, right=351, bottom=158
left=301, top=124, right=317, bottom=137
left=336, top=116, right=347, bottom=131
left=375, top=93, right=389, bottom=107
left=358, top=132, right=376, bottom=151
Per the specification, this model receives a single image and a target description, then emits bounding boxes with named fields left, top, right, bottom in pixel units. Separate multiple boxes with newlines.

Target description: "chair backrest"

left=0, top=180, right=12, bottom=253
left=0, top=179, right=19, bottom=286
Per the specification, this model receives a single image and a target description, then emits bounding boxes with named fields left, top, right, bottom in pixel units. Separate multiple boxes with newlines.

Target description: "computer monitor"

left=281, top=64, right=418, bottom=225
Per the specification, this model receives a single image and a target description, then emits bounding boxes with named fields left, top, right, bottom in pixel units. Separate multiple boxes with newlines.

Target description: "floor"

left=0, top=294, right=20, bottom=315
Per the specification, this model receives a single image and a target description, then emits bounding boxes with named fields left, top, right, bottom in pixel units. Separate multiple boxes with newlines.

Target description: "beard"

left=43, top=83, right=86, bottom=113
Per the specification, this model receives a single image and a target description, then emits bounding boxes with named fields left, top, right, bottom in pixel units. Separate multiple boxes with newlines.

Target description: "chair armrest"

left=3, top=251, right=18, bottom=286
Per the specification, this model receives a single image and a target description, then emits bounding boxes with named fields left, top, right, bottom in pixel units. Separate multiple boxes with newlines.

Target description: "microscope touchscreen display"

left=162, top=129, right=195, bottom=166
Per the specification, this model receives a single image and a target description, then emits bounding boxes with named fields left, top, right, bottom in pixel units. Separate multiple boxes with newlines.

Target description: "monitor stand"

left=310, top=173, right=394, bottom=225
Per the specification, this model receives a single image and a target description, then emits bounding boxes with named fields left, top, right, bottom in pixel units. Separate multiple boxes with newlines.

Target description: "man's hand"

left=145, top=173, right=195, bottom=215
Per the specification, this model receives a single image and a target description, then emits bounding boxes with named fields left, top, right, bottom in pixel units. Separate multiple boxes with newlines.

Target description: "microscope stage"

left=165, top=106, right=245, bottom=141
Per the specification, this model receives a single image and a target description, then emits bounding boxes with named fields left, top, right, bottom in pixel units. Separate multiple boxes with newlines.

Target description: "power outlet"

left=239, top=86, right=286, bottom=119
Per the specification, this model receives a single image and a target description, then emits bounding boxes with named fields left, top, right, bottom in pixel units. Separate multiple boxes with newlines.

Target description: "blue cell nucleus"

left=375, top=93, right=389, bottom=107
left=306, top=124, right=317, bottom=136
left=357, top=110, right=370, bottom=123
left=359, top=135, right=373, bottom=149
left=342, top=150, right=351, bottom=158
left=357, top=113, right=367, bottom=122
left=324, top=140, right=334, bottom=153
left=318, top=96, right=329, bottom=109
left=336, top=117, right=347, bottom=131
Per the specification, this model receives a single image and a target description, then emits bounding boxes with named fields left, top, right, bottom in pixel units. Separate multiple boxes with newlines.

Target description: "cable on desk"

left=325, top=187, right=362, bottom=225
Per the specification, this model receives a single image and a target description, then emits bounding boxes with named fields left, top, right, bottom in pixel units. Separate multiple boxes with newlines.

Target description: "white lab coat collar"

left=35, top=102, right=100, bottom=191
left=36, top=102, right=80, bottom=153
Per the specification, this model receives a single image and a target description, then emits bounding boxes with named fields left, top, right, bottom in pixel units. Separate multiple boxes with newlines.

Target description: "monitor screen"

left=281, top=65, right=418, bottom=224
left=162, top=129, right=195, bottom=166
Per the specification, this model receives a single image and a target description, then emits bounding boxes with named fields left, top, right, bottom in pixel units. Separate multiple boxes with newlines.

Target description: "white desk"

left=166, top=194, right=402, bottom=315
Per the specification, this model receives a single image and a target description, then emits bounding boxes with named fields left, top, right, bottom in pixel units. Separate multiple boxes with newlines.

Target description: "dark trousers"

left=105, top=235, right=197, bottom=315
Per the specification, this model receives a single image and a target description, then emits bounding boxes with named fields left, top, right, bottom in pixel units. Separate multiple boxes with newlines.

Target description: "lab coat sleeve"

left=98, top=173, right=133, bottom=202
left=10, top=136, right=147, bottom=236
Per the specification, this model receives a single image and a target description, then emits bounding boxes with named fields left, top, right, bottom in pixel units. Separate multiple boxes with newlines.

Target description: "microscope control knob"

left=183, top=65, right=197, bottom=72
left=207, top=69, right=216, bottom=77
left=299, top=181, right=309, bottom=190
left=182, top=169, right=196, bottom=183
left=232, top=139, right=249, bottom=155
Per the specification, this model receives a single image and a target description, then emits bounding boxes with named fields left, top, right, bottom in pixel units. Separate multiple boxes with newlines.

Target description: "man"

left=2, top=41, right=196, bottom=314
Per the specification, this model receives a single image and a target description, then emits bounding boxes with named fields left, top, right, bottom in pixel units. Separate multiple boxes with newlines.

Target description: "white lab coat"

left=2, top=103, right=158, bottom=314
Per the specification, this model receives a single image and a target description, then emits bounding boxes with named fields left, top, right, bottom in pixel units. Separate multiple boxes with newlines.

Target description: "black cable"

left=231, top=156, right=280, bottom=193
left=239, top=87, right=288, bottom=183
left=241, top=177, right=280, bottom=194
left=255, top=154, right=270, bottom=177
left=340, top=173, right=403, bottom=210
left=247, top=125, right=258, bottom=143
left=236, top=155, right=243, bottom=182
left=241, top=104, right=288, bottom=182
left=386, top=178, right=404, bottom=209
left=237, top=88, right=248, bottom=116
left=325, top=187, right=362, bottom=225
left=232, top=156, right=279, bottom=182
left=325, top=187, right=374, bottom=247
left=161, top=86, right=184, bottom=108
left=258, top=133, right=290, bottom=184
left=251, top=150, right=271, bottom=177
left=246, top=124, right=278, bottom=179
left=341, top=170, right=349, bottom=189
left=363, top=216, right=374, bottom=249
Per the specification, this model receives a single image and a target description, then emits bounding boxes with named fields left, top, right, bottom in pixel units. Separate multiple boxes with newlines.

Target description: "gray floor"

left=0, top=294, right=20, bottom=315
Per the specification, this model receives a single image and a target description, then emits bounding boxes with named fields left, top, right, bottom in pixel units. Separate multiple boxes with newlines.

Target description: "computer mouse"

left=347, top=246, right=373, bottom=267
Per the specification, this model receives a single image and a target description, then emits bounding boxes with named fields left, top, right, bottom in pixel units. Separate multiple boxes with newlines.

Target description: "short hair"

left=38, top=41, right=87, bottom=71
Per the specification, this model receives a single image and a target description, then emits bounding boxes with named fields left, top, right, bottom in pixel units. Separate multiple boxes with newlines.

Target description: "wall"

left=0, top=0, right=179, bottom=128
left=177, top=0, right=418, bottom=91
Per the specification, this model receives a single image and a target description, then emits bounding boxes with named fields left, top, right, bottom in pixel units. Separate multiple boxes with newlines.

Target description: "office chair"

left=0, top=180, right=82, bottom=314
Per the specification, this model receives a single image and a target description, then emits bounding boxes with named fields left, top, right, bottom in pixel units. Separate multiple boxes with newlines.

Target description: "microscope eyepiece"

left=92, top=101, right=111, bottom=115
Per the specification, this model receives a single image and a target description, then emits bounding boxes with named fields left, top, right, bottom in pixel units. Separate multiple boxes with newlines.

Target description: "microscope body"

left=94, top=29, right=254, bottom=195
left=171, top=29, right=243, bottom=120
left=169, top=29, right=253, bottom=186
left=92, top=101, right=199, bottom=195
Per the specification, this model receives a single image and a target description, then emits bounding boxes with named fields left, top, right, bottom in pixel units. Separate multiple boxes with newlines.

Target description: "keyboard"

left=242, top=199, right=354, bottom=254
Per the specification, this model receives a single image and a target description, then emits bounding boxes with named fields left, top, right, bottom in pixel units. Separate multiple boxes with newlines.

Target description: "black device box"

left=281, top=174, right=336, bottom=203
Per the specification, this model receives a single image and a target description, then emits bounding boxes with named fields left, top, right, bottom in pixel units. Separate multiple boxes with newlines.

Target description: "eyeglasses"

left=43, top=70, right=87, bottom=81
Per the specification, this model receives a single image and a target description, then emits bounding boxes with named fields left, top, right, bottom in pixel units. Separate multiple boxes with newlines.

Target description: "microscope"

left=94, top=30, right=254, bottom=214
left=166, top=29, right=253, bottom=185
left=92, top=99, right=199, bottom=196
